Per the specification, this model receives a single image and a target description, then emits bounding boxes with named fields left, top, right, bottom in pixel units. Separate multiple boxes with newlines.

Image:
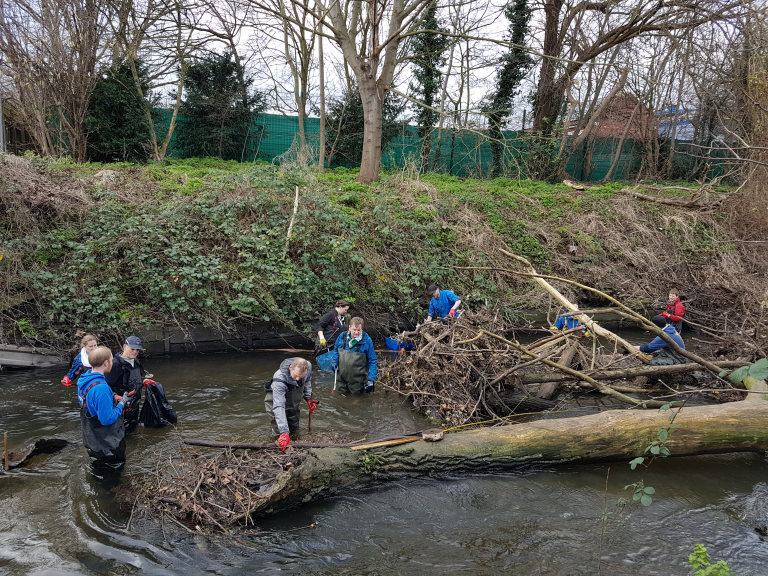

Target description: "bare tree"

left=0, top=0, right=112, bottom=161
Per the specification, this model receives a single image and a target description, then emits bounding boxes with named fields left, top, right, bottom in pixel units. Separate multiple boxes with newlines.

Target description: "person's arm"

left=365, top=338, right=378, bottom=382
left=427, top=299, right=436, bottom=322
left=270, top=380, right=291, bottom=435
left=317, top=311, right=333, bottom=342
left=66, top=356, right=82, bottom=379
left=639, top=336, right=666, bottom=354
left=448, top=292, right=461, bottom=312
left=330, top=333, right=344, bottom=369
left=89, top=385, right=124, bottom=426
left=553, top=317, right=566, bottom=330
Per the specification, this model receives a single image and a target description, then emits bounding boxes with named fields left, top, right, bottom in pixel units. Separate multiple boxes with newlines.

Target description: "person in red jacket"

left=652, top=288, right=685, bottom=332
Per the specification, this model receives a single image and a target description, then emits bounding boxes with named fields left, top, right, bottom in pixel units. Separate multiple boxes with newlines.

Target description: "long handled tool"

left=332, top=369, right=337, bottom=394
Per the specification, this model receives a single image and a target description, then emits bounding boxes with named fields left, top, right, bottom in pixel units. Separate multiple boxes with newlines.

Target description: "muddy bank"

left=1, top=156, right=765, bottom=353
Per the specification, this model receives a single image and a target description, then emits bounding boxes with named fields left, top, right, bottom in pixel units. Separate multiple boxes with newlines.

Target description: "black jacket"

left=317, top=309, right=346, bottom=343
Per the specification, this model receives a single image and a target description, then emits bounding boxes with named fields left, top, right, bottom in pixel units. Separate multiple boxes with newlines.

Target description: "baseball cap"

left=125, top=335, right=144, bottom=350
left=427, top=284, right=438, bottom=294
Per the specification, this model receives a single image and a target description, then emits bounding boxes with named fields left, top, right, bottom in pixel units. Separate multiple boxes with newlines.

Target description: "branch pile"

left=129, top=432, right=350, bottom=532
left=382, top=310, right=560, bottom=427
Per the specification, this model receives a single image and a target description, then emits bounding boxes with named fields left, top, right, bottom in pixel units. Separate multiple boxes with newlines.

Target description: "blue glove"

left=364, top=381, right=375, bottom=394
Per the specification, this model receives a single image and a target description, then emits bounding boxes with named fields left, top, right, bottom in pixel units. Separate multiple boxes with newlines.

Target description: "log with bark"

left=141, top=402, right=768, bottom=526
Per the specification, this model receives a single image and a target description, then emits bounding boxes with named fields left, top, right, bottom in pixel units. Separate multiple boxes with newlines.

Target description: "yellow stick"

left=350, top=437, right=419, bottom=451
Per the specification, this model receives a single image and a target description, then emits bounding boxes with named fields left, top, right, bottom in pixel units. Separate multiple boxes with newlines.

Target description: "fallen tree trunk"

left=537, top=341, right=577, bottom=399
left=520, top=360, right=749, bottom=385
left=221, top=402, right=768, bottom=518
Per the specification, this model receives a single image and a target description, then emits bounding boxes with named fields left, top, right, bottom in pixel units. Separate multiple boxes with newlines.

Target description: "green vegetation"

left=687, top=544, right=733, bottom=576
left=0, top=155, right=749, bottom=346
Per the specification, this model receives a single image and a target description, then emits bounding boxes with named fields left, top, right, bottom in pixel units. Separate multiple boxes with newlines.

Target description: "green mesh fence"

left=153, top=110, right=730, bottom=181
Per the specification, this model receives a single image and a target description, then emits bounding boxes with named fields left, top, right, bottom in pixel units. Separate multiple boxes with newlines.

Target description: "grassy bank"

left=0, top=154, right=764, bottom=349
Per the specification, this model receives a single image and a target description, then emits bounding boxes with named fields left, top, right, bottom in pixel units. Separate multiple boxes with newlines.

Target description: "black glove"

left=364, top=381, right=375, bottom=394
left=117, top=390, right=135, bottom=409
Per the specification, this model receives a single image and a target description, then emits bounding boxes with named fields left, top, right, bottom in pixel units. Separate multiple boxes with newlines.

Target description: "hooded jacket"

left=78, top=371, right=124, bottom=426
left=269, top=358, right=312, bottom=435
left=639, top=325, right=685, bottom=354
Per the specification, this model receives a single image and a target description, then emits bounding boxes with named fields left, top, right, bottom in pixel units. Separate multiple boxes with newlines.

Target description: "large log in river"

left=226, top=402, right=768, bottom=517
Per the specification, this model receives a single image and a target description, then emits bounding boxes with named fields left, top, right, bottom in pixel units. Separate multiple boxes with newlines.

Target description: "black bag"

left=138, top=382, right=178, bottom=428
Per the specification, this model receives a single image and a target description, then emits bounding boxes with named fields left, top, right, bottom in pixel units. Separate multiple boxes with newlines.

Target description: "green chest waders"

left=337, top=348, right=369, bottom=394
left=265, top=382, right=305, bottom=435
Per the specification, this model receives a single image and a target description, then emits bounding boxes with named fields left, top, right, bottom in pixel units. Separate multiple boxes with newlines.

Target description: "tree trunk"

left=357, top=82, right=384, bottom=183
left=537, top=341, right=577, bottom=399
left=225, top=402, right=768, bottom=517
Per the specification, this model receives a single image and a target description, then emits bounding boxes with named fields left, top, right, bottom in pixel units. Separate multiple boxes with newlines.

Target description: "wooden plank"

left=350, top=437, right=420, bottom=451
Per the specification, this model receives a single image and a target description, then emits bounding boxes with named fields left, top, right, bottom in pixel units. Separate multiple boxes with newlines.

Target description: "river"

left=1, top=347, right=767, bottom=575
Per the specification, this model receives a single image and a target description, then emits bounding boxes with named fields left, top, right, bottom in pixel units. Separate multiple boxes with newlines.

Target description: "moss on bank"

left=0, top=154, right=762, bottom=348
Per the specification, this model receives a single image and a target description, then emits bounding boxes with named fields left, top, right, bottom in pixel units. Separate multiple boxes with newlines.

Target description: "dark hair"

left=335, top=299, right=350, bottom=308
left=651, top=315, right=668, bottom=328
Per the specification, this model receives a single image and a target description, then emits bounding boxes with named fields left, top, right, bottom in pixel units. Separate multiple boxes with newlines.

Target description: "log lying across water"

left=234, top=402, right=768, bottom=517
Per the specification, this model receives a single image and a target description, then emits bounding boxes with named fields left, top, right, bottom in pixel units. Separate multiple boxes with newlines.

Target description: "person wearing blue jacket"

left=639, top=316, right=687, bottom=366
left=78, top=346, right=132, bottom=470
left=330, top=317, right=377, bottom=395
left=551, top=303, right=589, bottom=337
left=61, top=334, right=98, bottom=387
left=426, top=284, right=461, bottom=321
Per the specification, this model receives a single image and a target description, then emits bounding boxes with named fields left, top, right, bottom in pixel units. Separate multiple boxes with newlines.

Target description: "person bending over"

left=639, top=316, right=687, bottom=366
left=425, top=284, right=461, bottom=322
left=265, top=357, right=317, bottom=452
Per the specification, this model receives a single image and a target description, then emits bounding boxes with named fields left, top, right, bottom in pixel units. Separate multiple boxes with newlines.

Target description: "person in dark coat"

left=105, top=336, right=155, bottom=432
left=316, top=299, right=350, bottom=354
left=78, top=346, right=132, bottom=471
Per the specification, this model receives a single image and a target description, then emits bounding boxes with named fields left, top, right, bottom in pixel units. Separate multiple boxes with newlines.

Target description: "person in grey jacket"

left=265, top=357, right=318, bottom=451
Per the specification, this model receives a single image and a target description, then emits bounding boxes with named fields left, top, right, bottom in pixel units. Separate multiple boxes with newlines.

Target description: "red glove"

left=277, top=433, right=291, bottom=452
left=661, top=312, right=670, bottom=319
left=113, top=390, right=136, bottom=400
left=143, top=379, right=157, bottom=386
left=449, top=309, right=456, bottom=317
left=61, top=376, right=72, bottom=387
left=307, top=399, right=319, bottom=414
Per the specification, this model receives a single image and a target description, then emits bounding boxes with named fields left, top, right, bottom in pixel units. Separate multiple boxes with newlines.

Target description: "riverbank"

left=1, top=154, right=765, bottom=353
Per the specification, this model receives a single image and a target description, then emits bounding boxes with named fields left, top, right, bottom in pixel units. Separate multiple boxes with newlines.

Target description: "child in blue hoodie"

left=61, top=334, right=98, bottom=387
left=639, top=316, right=687, bottom=366
left=78, top=346, right=132, bottom=470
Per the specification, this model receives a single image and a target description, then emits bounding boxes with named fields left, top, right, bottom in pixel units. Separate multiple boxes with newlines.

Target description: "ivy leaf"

left=749, top=358, right=768, bottom=381
left=650, top=445, right=660, bottom=455
left=640, top=494, right=653, bottom=506
left=729, top=366, right=749, bottom=384
left=643, top=486, right=655, bottom=495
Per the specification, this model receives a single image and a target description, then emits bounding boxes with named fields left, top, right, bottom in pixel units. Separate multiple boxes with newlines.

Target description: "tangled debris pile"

left=382, top=310, right=565, bottom=427
left=128, top=432, right=351, bottom=532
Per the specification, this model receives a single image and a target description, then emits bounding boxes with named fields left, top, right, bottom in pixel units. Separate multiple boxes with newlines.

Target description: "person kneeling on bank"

left=265, top=357, right=318, bottom=452
left=639, top=316, right=688, bottom=366
left=78, top=346, right=133, bottom=470
left=330, top=317, right=377, bottom=396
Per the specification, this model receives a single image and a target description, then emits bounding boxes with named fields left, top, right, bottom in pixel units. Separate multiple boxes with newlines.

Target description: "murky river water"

left=2, top=348, right=767, bottom=575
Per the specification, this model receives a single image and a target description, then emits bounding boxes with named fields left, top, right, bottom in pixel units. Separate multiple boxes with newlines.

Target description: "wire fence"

left=138, top=111, right=736, bottom=181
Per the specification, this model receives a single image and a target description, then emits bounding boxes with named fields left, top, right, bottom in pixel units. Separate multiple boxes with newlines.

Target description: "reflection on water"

left=1, top=350, right=767, bottom=575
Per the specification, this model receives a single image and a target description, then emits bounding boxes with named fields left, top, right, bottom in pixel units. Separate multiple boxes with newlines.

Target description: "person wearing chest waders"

left=105, top=336, right=156, bottom=433
left=61, top=334, right=98, bottom=387
left=265, top=357, right=318, bottom=452
left=639, top=315, right=688, bottom=366
left=78, top=346, right=133, bottom=471
left=316, top=299, right=350, bottom=356
left=329, top=317, right=378, bottom=396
